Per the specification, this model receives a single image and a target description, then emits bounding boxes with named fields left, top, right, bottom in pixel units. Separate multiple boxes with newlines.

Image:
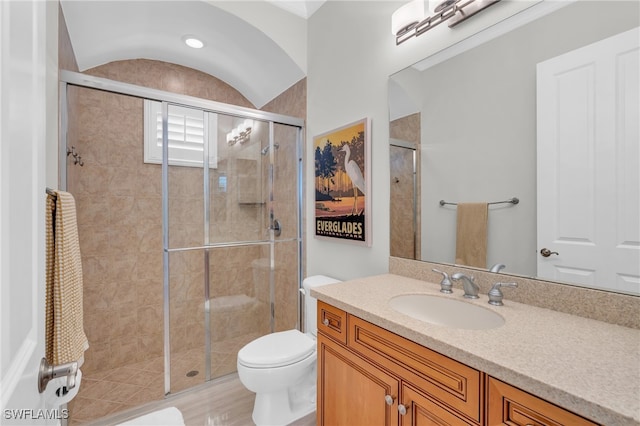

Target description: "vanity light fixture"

left=183, top=35, right=204, bottom=49
left=391, top=0, right=425, bottom=37
left=393, top=0, right=500, bottom=45
left=226, top=118, right=252, bottom=146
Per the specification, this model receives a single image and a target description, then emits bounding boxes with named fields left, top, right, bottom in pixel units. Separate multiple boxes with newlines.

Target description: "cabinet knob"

left=398, top=404, right=407, bottom=416
left=322, top=318, right=329, bottom=326
left=384, top=395, right=395, bottom=406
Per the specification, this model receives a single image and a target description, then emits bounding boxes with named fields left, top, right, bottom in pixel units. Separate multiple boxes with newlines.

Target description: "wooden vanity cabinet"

left=317, top=301, right=481, bottom=426
left=486, top=377, right=599, bottom=426
left=317, top=301, right=602, bottom=426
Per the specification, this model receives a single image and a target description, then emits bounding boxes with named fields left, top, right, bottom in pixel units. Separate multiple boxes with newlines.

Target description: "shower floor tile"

left=69, top=340, right=245, bottom=425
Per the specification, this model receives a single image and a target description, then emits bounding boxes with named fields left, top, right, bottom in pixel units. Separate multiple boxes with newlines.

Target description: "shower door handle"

left=271, top=218, right=282, bottom=237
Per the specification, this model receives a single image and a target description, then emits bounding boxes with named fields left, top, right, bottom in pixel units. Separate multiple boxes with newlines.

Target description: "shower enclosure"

left=61, top=69, right=304, bottom=408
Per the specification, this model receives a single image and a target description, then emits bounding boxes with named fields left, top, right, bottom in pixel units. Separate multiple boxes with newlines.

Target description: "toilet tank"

left=302, top=275, right=341, bottom=336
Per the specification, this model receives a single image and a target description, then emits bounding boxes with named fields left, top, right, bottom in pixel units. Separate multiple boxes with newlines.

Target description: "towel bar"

left=439, top=197, right=519, bottom=206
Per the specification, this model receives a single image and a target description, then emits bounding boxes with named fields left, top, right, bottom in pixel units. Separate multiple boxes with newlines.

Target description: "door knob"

left=384, top=395, right=395, bottom=406
left=540, top=248, right=559, bottom=257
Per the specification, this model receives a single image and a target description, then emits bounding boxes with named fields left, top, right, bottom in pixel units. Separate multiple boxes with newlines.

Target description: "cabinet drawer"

left=487, top=377, right=599, bottom=426
left=349, top=315, right=482, bottom=424
left=401, top=383, right=475, bottom=426
left=317, top=301, right=347, bottom=345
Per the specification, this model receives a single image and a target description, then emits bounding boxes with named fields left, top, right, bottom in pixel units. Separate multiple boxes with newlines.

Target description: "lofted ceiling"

left=265, top=0, right=326, bottom=18
left=60, top=1, right=325, bottom=108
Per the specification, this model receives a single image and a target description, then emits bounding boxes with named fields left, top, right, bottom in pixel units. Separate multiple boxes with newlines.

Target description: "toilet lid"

left=238, top=329, right=315, bottom=368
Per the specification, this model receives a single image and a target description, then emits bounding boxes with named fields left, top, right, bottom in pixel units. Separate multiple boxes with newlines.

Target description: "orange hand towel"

left=45, top=190, right=89, bottom=365
left=455, top=203, right=488, bottom=268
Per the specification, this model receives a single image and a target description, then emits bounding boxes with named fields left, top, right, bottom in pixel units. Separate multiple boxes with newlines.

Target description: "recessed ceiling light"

left=183, top=36, right=204, bottom=49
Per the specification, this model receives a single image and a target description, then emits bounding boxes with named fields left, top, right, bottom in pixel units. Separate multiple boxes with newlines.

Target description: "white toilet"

left=237, top=275, right=341, bottom=426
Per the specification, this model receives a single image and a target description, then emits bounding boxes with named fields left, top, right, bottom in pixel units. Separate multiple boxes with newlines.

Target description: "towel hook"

left=66, top=146, right=84, bottom=166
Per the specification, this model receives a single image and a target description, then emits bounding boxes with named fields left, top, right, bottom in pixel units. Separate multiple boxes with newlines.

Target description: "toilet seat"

left=238, top=329, right=315, bottom=368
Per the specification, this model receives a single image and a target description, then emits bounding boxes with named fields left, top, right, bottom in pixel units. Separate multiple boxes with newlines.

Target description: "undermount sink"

left=389, top=294, right=505, bottom=330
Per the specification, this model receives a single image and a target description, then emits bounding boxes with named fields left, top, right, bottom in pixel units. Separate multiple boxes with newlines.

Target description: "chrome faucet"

left=489, top=263, right=506, bottom=273
left=451, top=273, right=479, bottom=299
left=432, top=269, right=453, bottom=294
left=488, top=282, right=518, bottom=306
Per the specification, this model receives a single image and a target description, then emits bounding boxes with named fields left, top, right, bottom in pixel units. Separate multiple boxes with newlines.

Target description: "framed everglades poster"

left=313, top=118, right=371, bottom=246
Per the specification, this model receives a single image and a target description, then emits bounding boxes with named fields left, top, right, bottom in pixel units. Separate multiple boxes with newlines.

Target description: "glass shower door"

left=163, top=104, right=302, bottom=394
left=206, top=114, right=273, bottom=383
left=270, top=122, right=302, bottom=333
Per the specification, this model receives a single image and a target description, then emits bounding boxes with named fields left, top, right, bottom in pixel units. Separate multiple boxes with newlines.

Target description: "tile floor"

left=87, top=373, right=315, bottom=426
left=69, top=333, right=260, bottom=425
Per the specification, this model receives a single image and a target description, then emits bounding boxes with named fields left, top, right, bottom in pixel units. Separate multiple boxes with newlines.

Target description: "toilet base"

left=251, top=368, right=316, bottom=426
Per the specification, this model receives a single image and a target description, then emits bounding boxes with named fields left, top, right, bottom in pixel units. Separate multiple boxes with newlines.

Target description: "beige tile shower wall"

left=67, top=86, right=161, bottom=374
left=67, top=60, right=305, bottom=375
left=58, top=5, right=78, bottom=73
left=389, top=113, right=421, bottom=260
left=84, top=59, right=255, bottom=109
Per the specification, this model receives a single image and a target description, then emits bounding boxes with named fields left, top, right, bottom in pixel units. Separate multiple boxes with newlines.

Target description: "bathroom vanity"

left=312, top=274, right=640, bottom=425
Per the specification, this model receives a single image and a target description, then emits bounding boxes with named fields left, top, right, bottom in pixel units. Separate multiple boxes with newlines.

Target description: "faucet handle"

left=432, top=269, right=453, bottom=294
left=489, top=263, right=506, bottom=273
left=488, top=282, right=518, bottom=306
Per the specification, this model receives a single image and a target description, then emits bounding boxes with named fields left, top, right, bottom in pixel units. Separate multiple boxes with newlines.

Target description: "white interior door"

left=537, top=27, right=640, bottom=294
left=0, top=1, right=60, bottom=423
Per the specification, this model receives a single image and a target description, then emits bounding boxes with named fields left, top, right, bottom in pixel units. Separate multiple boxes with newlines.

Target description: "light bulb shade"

left=243, top=118, right=252, bottom=131
left=392, top=0, right=425, bottom=35
left=426, top=0, right=442, bottom=15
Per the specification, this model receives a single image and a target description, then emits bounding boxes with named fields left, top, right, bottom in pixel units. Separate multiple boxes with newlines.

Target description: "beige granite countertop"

left=311, top=274, right=640, bottom=425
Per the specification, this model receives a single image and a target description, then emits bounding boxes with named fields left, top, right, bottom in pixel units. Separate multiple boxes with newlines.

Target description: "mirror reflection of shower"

left=261, top=143, right=279, bottom=156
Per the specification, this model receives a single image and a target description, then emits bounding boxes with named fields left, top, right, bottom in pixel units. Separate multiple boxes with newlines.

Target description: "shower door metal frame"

left=59, top=70, right=305, bottom=396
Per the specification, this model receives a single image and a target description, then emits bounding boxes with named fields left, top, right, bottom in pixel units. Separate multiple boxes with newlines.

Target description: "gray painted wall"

left=306, top=0, right=537, bottom=280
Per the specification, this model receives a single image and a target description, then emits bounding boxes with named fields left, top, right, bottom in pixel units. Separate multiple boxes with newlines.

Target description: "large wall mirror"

left=389, top=0, right=639, bottom=295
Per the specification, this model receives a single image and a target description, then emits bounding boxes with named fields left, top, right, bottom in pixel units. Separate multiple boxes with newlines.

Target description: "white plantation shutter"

left=144, top=100, right=218, bottom=167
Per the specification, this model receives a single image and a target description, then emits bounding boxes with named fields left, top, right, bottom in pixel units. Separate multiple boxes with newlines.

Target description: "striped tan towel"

left=45, top=190, right=89, bottom=365
left=455, top=202, right=488, bottom=268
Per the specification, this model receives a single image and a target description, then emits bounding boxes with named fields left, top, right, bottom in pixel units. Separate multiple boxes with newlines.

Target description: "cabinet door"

left=317, top=333, right=400, bottom=426
left=400, top=384, right=476, bottom=426
left=349, top=315, right=482, bottom=423
left=487, top=377, right=599, bottom=426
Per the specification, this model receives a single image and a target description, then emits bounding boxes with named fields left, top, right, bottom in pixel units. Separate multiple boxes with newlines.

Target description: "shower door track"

left=59, top=70, right=305, bottom=397
left=59, top=70, right=304, bottom=127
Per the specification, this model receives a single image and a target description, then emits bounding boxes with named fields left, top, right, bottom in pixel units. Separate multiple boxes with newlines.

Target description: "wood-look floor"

left=87, top=373, right=316, bottom=426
